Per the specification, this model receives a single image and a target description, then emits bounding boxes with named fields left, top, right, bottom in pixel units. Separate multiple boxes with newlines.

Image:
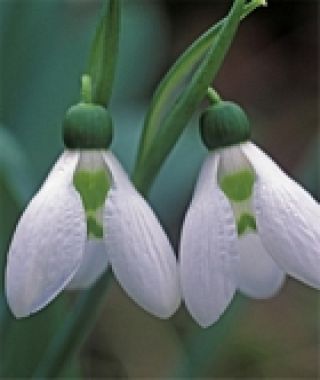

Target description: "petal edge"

left=180, top=153, right=239, bottom=327
left=243, top=142, right=320, bottom=289
left=5, top=151, right=87, bottom=317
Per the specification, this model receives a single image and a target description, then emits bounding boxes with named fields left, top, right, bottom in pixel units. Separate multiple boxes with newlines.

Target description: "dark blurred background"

left=0, top=0, right=318, bottom=378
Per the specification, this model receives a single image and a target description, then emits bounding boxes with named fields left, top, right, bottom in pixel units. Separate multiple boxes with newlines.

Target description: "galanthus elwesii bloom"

left=5, top=102, right=180, bottom=319
left=180, top=99, right=320, bottom=328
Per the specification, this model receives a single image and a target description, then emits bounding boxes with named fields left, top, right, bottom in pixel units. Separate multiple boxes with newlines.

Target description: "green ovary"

left=220, top=170, right=255, bottom=202
left=74, top=169, right=110, bottom=239
left=237, top=213, right=257, bottom=236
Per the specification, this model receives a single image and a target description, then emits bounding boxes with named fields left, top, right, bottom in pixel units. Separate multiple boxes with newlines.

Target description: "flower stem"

left=241, top=0, right=267, bottom=19
left=81, top=75, right=93, bottom=104
left=134, top=0, right=265, bottom=176
left=207, top=87, right=222, bottom=104
left=133, top=0, right=244, bottom=195
left=32, top=273, right=111, bottom=378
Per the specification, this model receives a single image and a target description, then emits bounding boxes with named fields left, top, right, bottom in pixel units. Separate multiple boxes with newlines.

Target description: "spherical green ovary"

left=63, top=103, right=113, bottom=149
left=200, top=101, right=251, bottom=150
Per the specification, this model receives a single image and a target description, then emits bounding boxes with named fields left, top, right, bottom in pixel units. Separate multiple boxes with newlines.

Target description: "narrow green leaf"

left=135, top=21, right=223, bottom=169
left=133, top=0, right=244, bottom=194
left=87, top=0, right=121, bottom=106
left=133, top=0, right=265, bottom=195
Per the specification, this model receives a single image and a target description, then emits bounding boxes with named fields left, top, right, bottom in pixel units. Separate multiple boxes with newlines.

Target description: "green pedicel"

left=74, top=169, right=110, bottom=238
left=220, top=170, right=255, bottom=202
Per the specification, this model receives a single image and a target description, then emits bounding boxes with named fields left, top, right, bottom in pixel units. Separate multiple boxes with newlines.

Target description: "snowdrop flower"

left=5, top=101, right=180, bottom=319
left=180, top=99, right=320, bottom=327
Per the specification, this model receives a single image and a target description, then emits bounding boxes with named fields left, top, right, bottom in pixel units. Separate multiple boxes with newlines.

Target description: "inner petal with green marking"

left=73, top=152, right=111, bottom=239
left=218, top=145, right=257, bottom=237
left=220, top=170, right=254, bottom=202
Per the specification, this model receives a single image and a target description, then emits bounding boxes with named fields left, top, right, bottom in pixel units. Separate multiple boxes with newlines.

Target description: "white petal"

left=5, top=151, right=86, bottom=318
left=103, top=150, right=133, bottom=190
left=242, top=142, right=320, bottom=289
left=67, top=240, right=109, bottom=289
left=236, top=233, right=285, bottom=298
left=180, top=153, right=238, bottom=328
left=103, top=155, right=180, bottom=318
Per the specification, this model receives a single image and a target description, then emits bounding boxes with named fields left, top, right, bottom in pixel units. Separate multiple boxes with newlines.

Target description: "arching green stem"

left=133, top=0, right=265, bottom=195
left=133, top=0, right=244, bottom=194
left=81, top=75, right=93, bottom=104
left=207, top=87, right=222, bottom=105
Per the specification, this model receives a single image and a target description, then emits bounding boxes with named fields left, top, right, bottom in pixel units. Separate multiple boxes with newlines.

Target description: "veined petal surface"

left=180, top=153, right=238, bottom=327
left=103, top=153, right=180, bottom=318
left=67, top=240, right=108, bottom=289
left=5, top=151, right=86, bottom=318
left=242, top=142, right=320, bottom=289
left=236, top=232, right=285, bottom=298
left=103, top=151, right=132, bottom=189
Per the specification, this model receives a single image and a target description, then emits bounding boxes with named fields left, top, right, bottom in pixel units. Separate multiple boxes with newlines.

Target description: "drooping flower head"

left=6, top=91, right=180, bottom=319
left=180, top=96, right=320, bottom=327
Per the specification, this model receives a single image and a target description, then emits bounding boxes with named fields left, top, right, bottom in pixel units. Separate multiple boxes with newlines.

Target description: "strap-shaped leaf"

left=135, top=22, right=223, bottom=169
left=87, top=0, right=121, bottom=106
left=134, top=0, right=265, bottom=195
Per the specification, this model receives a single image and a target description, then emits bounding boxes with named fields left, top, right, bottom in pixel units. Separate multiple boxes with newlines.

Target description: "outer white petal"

left=103, top=150, right=132, bottom=189
left=236, top=233, right=285, bottom=298
left=242, top=142, right=320, bottom=289
left=180, top=152, right=239, bottom=328
left=66, top=240, right=108, bottom=289
left=5, top=151, right=86, bottom=318
left=103, top=152, right=180, bottom=318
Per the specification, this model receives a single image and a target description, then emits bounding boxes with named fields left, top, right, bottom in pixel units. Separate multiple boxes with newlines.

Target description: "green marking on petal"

left=220, top=170, right=255, bottom=202
left=237, top=213, right=257, bottom=236
left=74, top=169, right=111, bottom=239
left=87, top=216, right=103, bottom=239
left=74, top=169, right=110, bottom=211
